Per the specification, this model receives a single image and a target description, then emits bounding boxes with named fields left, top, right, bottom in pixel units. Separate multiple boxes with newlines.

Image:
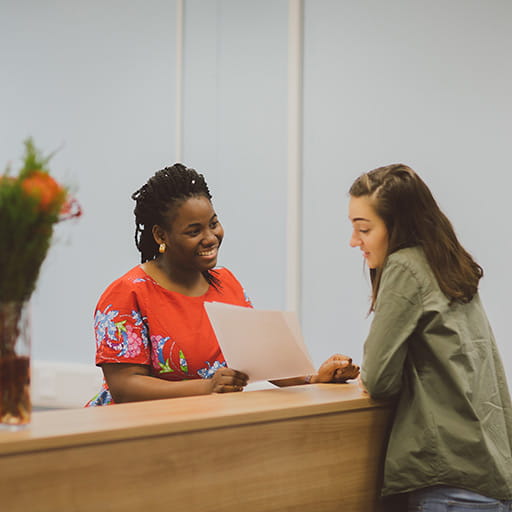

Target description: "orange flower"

left=21, top=171, right=65, bottom=212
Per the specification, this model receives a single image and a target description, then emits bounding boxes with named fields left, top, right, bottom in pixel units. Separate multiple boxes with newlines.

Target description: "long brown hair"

left=349, top=164, right=483, bottom=310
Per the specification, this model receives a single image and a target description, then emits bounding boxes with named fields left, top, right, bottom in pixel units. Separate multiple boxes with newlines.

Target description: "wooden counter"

left=0, top=383, right=393, bottom=512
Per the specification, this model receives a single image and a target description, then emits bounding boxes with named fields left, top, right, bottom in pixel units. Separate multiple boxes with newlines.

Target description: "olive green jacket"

left=361, top=247, right=512, bottom=500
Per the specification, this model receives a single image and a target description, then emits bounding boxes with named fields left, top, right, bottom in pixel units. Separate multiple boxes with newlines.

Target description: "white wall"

left=301, top=0, right=512, bottom=378
left=1, top=0, right=180, bottom=402
left=181, top=0, right=289, bottom=310
left=1, top=0, right=510, bottom=406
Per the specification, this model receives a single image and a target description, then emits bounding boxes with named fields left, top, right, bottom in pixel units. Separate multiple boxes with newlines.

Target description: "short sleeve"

left=93, top=279, right=151, bottom=366
left=361, top=259, right=423, bottom=399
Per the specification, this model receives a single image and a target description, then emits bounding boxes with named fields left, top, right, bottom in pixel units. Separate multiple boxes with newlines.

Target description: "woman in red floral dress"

left=86, top=164, right=358, bottom=406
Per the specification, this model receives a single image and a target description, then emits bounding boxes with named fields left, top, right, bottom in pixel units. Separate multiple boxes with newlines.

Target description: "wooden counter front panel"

left=0, top=406, right=390, bottom=512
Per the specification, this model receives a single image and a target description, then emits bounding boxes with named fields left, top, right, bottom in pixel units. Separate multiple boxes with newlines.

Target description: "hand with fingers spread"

left=314, top=353, right=360, bottom=384
left=273, top=354, right=360, bottom=387
left=209, top=367, right=249, bottom=394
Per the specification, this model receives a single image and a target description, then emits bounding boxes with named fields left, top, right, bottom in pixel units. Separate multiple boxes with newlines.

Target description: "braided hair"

left=131, top=163, right=220, bottom=287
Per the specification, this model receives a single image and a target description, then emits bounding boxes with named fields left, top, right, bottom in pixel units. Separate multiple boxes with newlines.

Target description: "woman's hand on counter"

left=102, top=363, right=248, bottom=402
left=209, top=367, right=249, bottom=393
left=312, top=354, right=360, bottom=384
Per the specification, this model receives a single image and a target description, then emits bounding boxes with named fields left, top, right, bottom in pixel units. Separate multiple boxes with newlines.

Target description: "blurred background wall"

left=1, top=0, right=510, bottom=406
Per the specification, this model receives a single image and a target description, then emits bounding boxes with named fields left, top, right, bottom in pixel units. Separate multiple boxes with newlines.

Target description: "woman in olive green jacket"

left=348, top=164, right=512, bottom=511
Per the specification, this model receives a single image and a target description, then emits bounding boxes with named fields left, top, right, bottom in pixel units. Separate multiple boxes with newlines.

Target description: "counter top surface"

left=0, top=383, right=389, bottom=455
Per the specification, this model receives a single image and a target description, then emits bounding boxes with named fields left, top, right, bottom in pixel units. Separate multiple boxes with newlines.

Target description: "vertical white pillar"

left=287, top=0, right=303, bottom=316
left=175, top=0, right=184, bottom=162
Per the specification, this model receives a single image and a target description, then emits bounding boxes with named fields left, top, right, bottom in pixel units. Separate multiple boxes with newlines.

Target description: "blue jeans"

left=408, top=486, right=512, bottom=511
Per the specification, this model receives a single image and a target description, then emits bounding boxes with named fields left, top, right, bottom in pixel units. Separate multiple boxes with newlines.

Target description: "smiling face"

left=349, top=195, right=389, bottom=269
left=155, top=195, right=224, bottom=275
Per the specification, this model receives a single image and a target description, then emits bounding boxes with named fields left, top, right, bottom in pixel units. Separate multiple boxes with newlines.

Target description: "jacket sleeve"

left=361, top=259, right=423, bottom=399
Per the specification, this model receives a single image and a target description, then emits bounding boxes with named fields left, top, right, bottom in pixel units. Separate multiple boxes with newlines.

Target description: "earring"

left=159, top=243, right=166, bottom=254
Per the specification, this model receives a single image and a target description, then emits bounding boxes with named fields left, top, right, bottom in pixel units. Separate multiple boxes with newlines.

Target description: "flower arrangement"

left=0, top=138, right=81, bottom=427
left=0, top=138, right=81, bottom=302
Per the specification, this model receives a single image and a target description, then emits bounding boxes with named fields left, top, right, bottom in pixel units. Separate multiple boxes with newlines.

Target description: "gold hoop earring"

left=159, top=243, right=166, bottom=254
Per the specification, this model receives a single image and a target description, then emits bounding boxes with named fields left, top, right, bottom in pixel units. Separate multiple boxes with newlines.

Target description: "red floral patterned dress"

left=85, top=266, right=252, bottom=406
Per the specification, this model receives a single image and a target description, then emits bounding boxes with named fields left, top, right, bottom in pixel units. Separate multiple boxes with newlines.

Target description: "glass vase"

left=0, top=301, right=31, bottom=429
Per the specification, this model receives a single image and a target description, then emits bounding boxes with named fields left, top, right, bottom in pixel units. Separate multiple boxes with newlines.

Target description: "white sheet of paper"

left=204, top=302, right=315, bottom=382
